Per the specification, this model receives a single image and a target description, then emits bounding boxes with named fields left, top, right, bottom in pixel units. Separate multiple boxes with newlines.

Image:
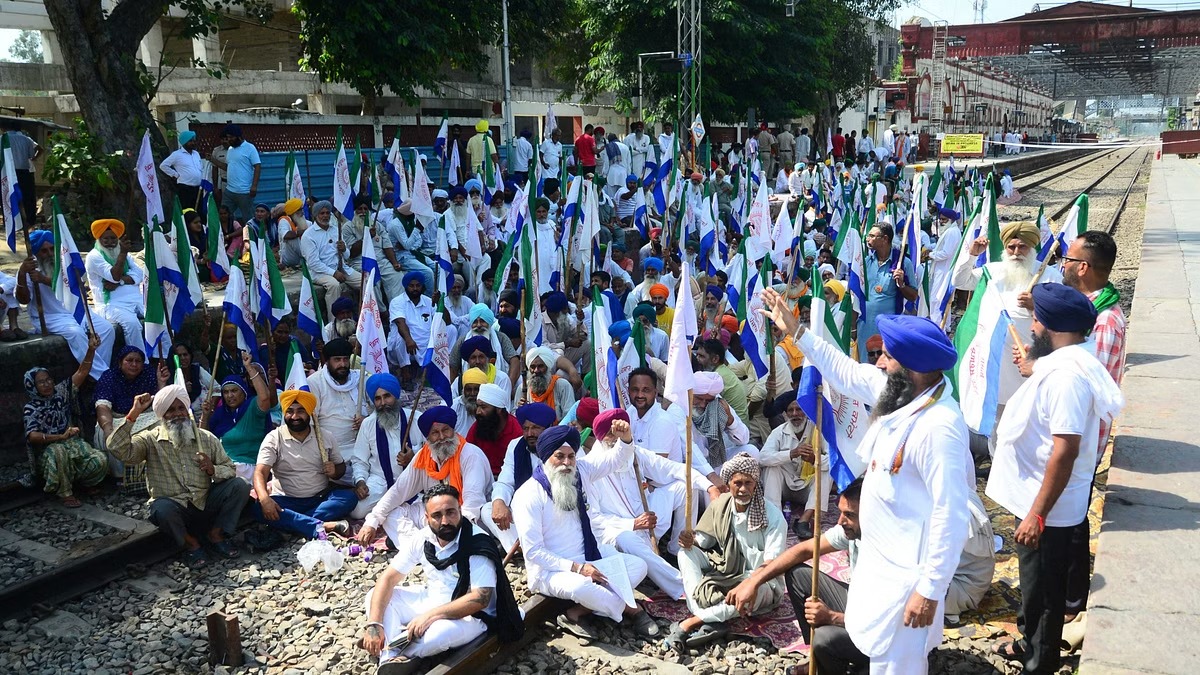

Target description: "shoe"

left=376, top=656, right=422, bottom=675
left=326, top=520, right=351, bottom=537
left=556, top=613, right=602, bottom=642
left=630, top=610, right=660, bottom=638
left=791, top=519, right=814, bottom=541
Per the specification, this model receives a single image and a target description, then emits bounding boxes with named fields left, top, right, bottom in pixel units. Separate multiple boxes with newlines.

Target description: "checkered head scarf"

left=720, top=452, right=767, bottom=531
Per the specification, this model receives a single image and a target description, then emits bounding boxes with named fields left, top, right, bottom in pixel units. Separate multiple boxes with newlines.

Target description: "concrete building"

left=837, top=21, right=903, bottom=141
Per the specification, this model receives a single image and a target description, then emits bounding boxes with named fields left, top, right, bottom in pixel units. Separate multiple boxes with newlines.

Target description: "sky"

left=896, top=0, right=1200, bottom=25
left=0, top=29, right=30, bottom=60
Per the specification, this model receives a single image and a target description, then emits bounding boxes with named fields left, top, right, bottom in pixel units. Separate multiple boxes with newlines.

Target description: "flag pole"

left=403, top=380, right=426, bottom=455
left=200, top=312, right=227, bottom=428
left=808, top=383, right=824, bottom=675
left=21, top=228, right=49, bottom=335
left=73, top=267, right=97, bottom=337
left=683, top=388, right=695, bottom=535
left=631, top=456, right=659, bottom=555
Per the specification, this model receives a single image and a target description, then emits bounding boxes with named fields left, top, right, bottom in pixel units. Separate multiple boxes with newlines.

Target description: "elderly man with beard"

left=17, top=230, right=116, bottom=381
left=361, top=484, right=523, bottom=675
left=452, top=368, right=485, bottom=436
left=512, top=423, right=661, bottom=640
left=322, top=296, right=358, bottom=344
left=466, top=383, right=521, bottom=475
left=625, top=257, right=678, bottom=317
left=443, top=187, right=472, bottom=268
left=109, top=386, right=249, bottom=567
left=344, top=195, right=405, bottom=303
left=588, top=408, right=722, bottom=601
left=689, top=372, right=757, bottom=473
left=542, top=291, right=591, bottom=375
left=451, top=327, right=515, bottom=396
left=252, top=389, right=356, bottom=539
left=350, top=374, right=415, bottom=520
left=667, top=453, right=787, bottom=651
left=759, top=393, right=827, bottom=533
left=359, top=406, right=494, bottom=546
left=85, top=219, right=145, bottom=348
left=482, top=403, right=555, bottom=552
left=309, top=338, right=368, bottom=462
left=761, top=288, right=972, bottom=675
left=953, top=219, right=1063, bottom=454
left=630, top=303, right=670, bottom=362
left=523, top=346, right=577, bottom=422
left=988, top=284, right=1124, bottom=673
left=301, top=199, right=361, bottom=320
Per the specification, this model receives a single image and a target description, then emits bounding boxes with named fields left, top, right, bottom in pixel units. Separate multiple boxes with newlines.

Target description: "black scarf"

left=422, top=520, right=524, bottom=643
left=512, top=438, right=536, bottom=491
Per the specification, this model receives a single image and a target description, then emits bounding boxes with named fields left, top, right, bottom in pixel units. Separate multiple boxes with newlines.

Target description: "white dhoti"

left=866, top=625, right=933, bottom=675
left=532, top=552, right=648, bottom=621
left=678, top=546, right=778, bottom=623
left=351, top=477, right=389, bottom=520
left=364, top=586, right=487, bottom=661
left=761, top=464, right=830, bottom=512
left=478, top=505, right=520, bottom=554
left=37, top=310, right=115, bottom=381
left=100, top=303, right=143, bottom=350
left=609, top=529, right=684, bottom=600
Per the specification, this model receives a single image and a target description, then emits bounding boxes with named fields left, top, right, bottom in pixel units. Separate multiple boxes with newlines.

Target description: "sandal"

left=663, top=622, right=689, bottom=652
left=684, top=623, right=730, bottom=648
left=207, top=539, right=240, bottom=559
left=183, top=548, right=209, bottom=569
left=62, top=496, right=82, bottom=508
left=377, top=656, right=423, bottom=675
left=556, top=613, right=602, bottom=642
left=11, top=328, right=28, bottom=340
left=0, top=329, right=15, bottom=342
left=993, top=639, right=1026, bottom=662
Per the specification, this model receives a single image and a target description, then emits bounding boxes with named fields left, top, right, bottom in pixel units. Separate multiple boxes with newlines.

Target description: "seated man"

left=451, top=334, right=513, bottom=398
left=350, top=374, right=415, bottom=520
left=107, top=385, right=250, bottom=568
left=523, top=346, right=576, bottom=421
left=358, top=406, right=494, bottom=545
left=481, top=403, right=554, bottom=553
left=465, top=382, right=521, bottom=476
left=512, top=423, right=660, bottom=641
left=322, top=296, right=358, bottom=343
left=252, top=389, right=358, bottom=538
left=587, top=409, right=721, bottom=601
left=690, top=372, right=757, bottom=472
left=668, top=453, right=786, bottom=650
left=451, top=369, right=484, bottom=436
left=759, top=393, right=828, bottom=531
left=360, top=484, right=523, bottom=675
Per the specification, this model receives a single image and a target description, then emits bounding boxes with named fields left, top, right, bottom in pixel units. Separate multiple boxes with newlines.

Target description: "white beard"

left=164, top=418, right=195, bottom=449
left=991, top=251, right=1039, bottom=291
left=451, top=203, right=469, bottom=224
left=548, top=465, right=579, bottom=512
left=335, top=318, right=356, bottom=338
left=429, top=437, right=458, bottom=463
left=98, top=243, right=121, bottom=260
left=377, top=406, right=400, bottom=430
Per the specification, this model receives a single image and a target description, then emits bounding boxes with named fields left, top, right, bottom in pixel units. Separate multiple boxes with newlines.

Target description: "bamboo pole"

left=683, top=389, right=695, bottom=534
left=200, top=312, right=228, bottom=428
left=631, top=457, right=659, bottom=555
left=808, top=383, right=824, bottom=675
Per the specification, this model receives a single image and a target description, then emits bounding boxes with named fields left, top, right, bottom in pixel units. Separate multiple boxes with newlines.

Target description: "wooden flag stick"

left=808, top=384, right=824, bottom=675
left=200, top=312, right=227, bottom=428
left=631, top=457, right=659, bottom=555
left=402, top=379, right=426, bottom=455
left=683, top=389, right=695, bottom=534
left=1008, top=322, right=1028, bottom=360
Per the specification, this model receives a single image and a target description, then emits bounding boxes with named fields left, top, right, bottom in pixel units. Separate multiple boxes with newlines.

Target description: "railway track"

left=1013, top=147, right=1121, bottom=193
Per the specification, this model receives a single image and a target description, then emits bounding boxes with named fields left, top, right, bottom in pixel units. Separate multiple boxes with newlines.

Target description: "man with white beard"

left=689, top=372, right=758, bottom=472
left=451, top=368, right=486, bottom=437
left=481, top=403, right=555, bottom=552
left=523, top=346, right=577, bottom=422
left=321, top=296, right=359, bottom=344
left=952, top=220, right=1062, bottom=451
left=587, top=408, right=722, bottom=601
left=84, top=219, right=145, bottom=348
left=357, top=406, right=494, bottom=546
left=350, top=374, right=415, bottom=520
left=511, top=423, right=661, bottom=640
left=624, top=121, right=652, bottom=181
left=107, top=385, right=249, bottom=568
left=444, top=187, right=472, bottom=267
left=758, top=393, right=827, bottom=531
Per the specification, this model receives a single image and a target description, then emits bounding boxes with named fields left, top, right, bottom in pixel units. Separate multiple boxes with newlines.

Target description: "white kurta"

left=926, top=223, right=961, bottom=326
left=24, top=273, right=114, bottom=381
left=479, top=436, right=543, bottom=551
left=758, top=419, right=830, bottom=512
left=511, top=437, right=648, bottom=621
left=798, top=330, right=972, bottom=674
left=84, top=248, right=145, bottom=346
left=349, top=414, right=411, bottom=519
left=624, top=133, right=652, bottom=179
left=387, top=293, right=435, bottom=367
left=308, top=366, right=368, bottom=454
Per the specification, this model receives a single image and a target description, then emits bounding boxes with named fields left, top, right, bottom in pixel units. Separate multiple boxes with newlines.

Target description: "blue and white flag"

left=434, top=214, right=454, bottom=292
left=333, top=132, right=354, bottom=219
left=591, top=288, right=618, bottom=411
left=423, top=298, right=453, bottom=405
left=284, top=346, right=311, bottom=392
left=151, top=229, right=195, bottom=334
left=650, top=156, right=674, bottom=215
left=739, top=264, right=771, bottom=378
left=297, top=261, right=324, bottom=342
left=136, top=131, right=165, bottom=233
left=384, top=139, right=409, bottom=206
left=433, top=116, right=449, bottom=160
left=0, top=133, right=22, bottom=252
left=360, top=219, right=379, bottom=282
left=49, top=197, right=87, bottom=323
left=953, top=268, right=1012, bottom=435
left=447, top=142, right=462, bottom=186
left=222, top=266, right=256, bottom=353
left=356, top=268, right=388, bottom=377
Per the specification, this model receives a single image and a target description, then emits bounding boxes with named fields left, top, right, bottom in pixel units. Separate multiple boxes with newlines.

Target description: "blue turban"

left=383, top=191, right=395, bottom=202
left=449, top=186, right=468, bottom=200
left=515, top=402, right=556, bottom=429
left=938, top=207, right=961, bottom=222
left=1032, top=282, right=1097, bottom=333
left=504, top=180, right=519, bottom=192
left=706, top=285, right=724, bottom=301
left=876, top=315, right=957, bottom=373
left=222, top=124, right=242, bottom=138
left=644, top=257, right=664, bottom=273
left=608, top=320, right=632, bottom=345
left=331, top=296, right=355, bottom=316
left=626, top=174, right=638, bottom=184
left=418, top=405, right=458, bottom=437
left=366, top=373, right=401, bottom=399
left=468, top=303, right=495, bottom=325
left=461, top=335, right=495, bottom=359
left=535, top=425, right=581, bottom=461
left=544, top=292, right=568, bottom=313
left=179, top=130, right=197, bottom=145
left=402, top=271, right=425, bottom=289
left=29, top=230, right=53, bottom=254
left=632, top=303, right=657, bottom=326
left=520, top=129, right=532, bottom=139
left=497, top=317, right=521, bottom=340
left=611, top=241, right=626, bottom=253
left=464, top=178, right=483, bottom=194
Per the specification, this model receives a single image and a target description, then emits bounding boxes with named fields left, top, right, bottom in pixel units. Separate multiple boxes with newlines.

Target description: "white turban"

left=818, top=263, right=836, bottom=278
left=152, top=384, right=190, bottom=419
left=693, top=372, right=724, bottom=396
left=431, top=189, right=449, bottom=199
left=526, top=346, right=557, bottom=369
left=477, top=383, right=510, bottom=411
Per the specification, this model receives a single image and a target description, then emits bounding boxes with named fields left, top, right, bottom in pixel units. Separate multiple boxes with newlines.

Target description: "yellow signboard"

left=940, top=133, right=985, bottom=156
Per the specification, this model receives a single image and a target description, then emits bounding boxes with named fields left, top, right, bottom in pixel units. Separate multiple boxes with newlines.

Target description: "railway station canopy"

left=900, top=1, right=1200, bottom=99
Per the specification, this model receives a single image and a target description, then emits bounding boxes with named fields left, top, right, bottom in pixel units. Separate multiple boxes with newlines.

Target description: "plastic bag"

left=297, top=539, right=345, bottom=574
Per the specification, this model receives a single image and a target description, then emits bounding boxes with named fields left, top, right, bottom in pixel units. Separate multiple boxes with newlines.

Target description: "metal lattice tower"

left=929, top=20, right=949, bottom=133
left=973, top=0, right=987, bottom=24
left=677, top=0, right=702, bottom=134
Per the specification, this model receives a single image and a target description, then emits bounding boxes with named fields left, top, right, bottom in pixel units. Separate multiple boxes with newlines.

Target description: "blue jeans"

left=251, top=488, right=358, bottom=539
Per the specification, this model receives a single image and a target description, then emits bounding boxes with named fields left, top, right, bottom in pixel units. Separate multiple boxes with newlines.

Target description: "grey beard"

left=377, top=406, right=400, bottom=430
left=529, top=373, right=550, bottom=396
left=429, top=437, right=458, bottom=463
left=98, top=243, right=121, bottom=260
left=451, top=203, right=468, bottom=224
left=164, top=418, right=195, bottom=449
left=1028, top=332, right=1055, bottom=360
left=548, top=465, right=579, bottom=512
left=335, top=318, right=356, bottom=338
left=463, top=397, right=478, bottom=416
left=873, top=370, right=918, bottom=419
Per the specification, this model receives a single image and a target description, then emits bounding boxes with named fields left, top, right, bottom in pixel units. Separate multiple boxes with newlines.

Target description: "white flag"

left=410, top=154, right=437, bottom=228
left=663, top=260, right=697, bottom=404
left=356, top=269, right=388, bottom=376
left=447, top=143, right=462, bottom=186
left=136, top=131, right=165, bottom=227
left=333, top=139, right=353, bottom=219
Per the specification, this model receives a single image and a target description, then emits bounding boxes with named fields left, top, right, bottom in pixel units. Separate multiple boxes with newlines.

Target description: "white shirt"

left=160, top=148, right=203, bottom=187
left=492, top=436, right=542, bottom=505
left=624, top=133, right=652, bottom=175
left=512, top=136, right=534, bottom=173
left=351, top=413, right=411, bottom=490
left=658, top=133, right=675, bottom=158
left=390, top=527, right=498, bottom=614
left=390, top=293, right=435, bottom=352
left=300, top=223, right=345, bottom=277
left=759, top=420, right=824, bottom=493
left=366, top=440, right=495, bottom=529
left=511, top=438, right=634, bottom=582
left=589, top=443, right=711, bottom=535
left=539, top=140, right=563, bottom=175
left=308, top=367, right=368, bottom=451
left=450, top=397, right=476, bottom=437
left=85, top=247, right=145, bottom=312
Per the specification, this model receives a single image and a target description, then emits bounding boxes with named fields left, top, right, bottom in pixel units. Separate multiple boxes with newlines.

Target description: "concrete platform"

left=1080, top=155, right=1200, bottom=674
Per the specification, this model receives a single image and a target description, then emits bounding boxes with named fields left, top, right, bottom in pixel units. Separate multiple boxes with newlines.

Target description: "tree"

left=547, top=0, right=897, bottom=126
left=292, top=0, right=554, bottom=114
left=8, top=30, right=44, bottom=64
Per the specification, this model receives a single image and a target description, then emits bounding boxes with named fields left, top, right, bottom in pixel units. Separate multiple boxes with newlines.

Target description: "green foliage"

left=41, top=119, right=128, bottom=239
left=7, top=30, right=44, bottom=64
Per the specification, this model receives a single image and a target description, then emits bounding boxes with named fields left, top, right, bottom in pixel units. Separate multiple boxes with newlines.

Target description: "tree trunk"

left=43, top=0, right=173, bottom=227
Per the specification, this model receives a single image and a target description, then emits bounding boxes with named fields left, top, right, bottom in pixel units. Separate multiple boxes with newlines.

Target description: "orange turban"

left=279, top=389, right=317, bottom=415
left=720, top=314, right=739, bottom=333
left=649, top=283, right=670, bottom=299
left=91, top=219, right=125, bottom=240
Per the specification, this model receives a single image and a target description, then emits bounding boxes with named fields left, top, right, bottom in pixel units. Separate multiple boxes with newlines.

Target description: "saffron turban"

left=720, top=314, right=739, bottom=334
left=279, top=389, right=317, bottom=416
left=535, top=425, right=580, bottom=461
left=592, top=408, right=629, bottom=440
left=515, top=403, right=555, bottom=429
left=418, top=405, right=458, bottom=437
left=649, top=284, right=670, bottom=299
left=1000, top=220, right=1041, bottom=249
left=152, top=384, right=190, bottom=419
left=284, top=198, right=303, bottom=215
left=366, top=373, right=400, bottom=399
left=91, top=219, right=125, bottom=239
left=876, top=315, right=957, bottom=373
left=825, top=279, right=846, bottom=302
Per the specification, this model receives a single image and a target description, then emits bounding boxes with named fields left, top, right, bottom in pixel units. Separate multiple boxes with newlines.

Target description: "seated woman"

left=182, top=208, right=211, bottom=283
left=203, top=350, right=276, bottom=483
left=23, top=334, right=108, bottom=507
left=170, top=341, right=214, bottom=418
left=94, top=345, right=170, bottom=477
left=218, top=205, right=243, bottom=260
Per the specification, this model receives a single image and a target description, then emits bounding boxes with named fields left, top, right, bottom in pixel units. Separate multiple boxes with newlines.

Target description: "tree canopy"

left=6, top=30, right=45, bottom=64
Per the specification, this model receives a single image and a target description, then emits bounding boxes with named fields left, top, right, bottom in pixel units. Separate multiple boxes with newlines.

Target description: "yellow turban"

left=825, top=279, right=846, bottom=301
left=462, top=368, right=488, bottom=386
left=475, top=120, right=489, bottom=133
left=279, top=389, right=317, bottom=416
left=284, top=198, right=303, bottom=215
left=1000, top=220, right=1041, bottom=249
left=91, top=219, right=125, bottom=240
